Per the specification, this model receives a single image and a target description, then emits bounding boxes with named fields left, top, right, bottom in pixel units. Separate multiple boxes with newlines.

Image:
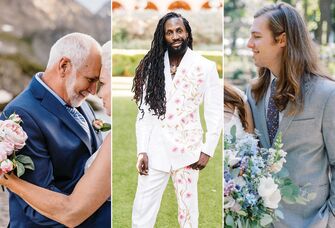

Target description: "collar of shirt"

left=35, top=72, right=66, bottom=106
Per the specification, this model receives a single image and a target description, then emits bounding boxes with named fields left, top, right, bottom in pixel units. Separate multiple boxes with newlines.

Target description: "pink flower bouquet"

left=0, top=113, right=34, bottom=177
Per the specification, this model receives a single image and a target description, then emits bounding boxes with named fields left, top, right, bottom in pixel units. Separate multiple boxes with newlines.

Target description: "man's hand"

left=190, top=152, right=210, bottom=170
left=136, top=153, right=149, bottom=175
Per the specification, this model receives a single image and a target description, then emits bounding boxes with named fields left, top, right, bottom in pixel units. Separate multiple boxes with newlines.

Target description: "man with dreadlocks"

left=131, top=12, right=222, bottom=227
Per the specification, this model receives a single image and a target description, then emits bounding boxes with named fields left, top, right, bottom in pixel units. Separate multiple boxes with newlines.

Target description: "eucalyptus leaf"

left=16, top=162, right=25, bottom=177
left=260, top=214, right=273, bottom=226
left=226, top=214, right=234, bottom=226
left=230, top=125, right=237, bottom=143
left=237, top=218, right=242, bottom=228
left=236, top=210, right=247, bottom=216
left=16, top=155, right=34, bottom=165
left=275, top=209, right=284, bottom=219
left=24, top=163, right=35, bottom=171
left=16, top=155, right=35, bottom=170
left=307, top=192, right=317, bottom=201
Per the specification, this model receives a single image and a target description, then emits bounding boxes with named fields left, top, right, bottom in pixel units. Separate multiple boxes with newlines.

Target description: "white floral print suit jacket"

left=136, top=48, right=223, bottom=172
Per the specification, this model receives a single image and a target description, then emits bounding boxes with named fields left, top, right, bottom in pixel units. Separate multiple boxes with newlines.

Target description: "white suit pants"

left=132, top=166, right=199, bottom=228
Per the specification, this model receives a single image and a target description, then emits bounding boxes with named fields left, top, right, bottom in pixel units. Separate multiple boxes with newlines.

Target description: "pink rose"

left=92, top=119, right=104, bottom=130
left=0, top=120, right=28, bottom=150
left=0, top=159, right=14, bottom=173
left=0, top=141, right=15, bottom=156
left=0, top=150, right=7, bottom=162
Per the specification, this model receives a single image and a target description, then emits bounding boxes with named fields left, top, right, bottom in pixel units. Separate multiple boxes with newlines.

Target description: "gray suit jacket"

left=246, top=76, right=335, bottom=228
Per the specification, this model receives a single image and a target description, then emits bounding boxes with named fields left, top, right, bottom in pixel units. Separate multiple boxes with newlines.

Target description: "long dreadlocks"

left=132, top=12, right=193, bottom=119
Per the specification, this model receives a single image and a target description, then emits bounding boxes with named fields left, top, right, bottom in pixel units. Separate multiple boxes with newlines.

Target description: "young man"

left=246, top=3, right=335, bottom=227
left=131, top=12, right=222, bottom=227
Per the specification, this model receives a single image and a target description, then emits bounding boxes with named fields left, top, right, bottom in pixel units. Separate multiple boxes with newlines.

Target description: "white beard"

left=65, top=71, right=86, bottom=107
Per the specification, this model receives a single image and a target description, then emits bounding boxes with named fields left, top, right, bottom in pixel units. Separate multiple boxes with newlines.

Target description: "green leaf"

left=275, top=168, right=289, bottom=178
left=16, top=155, right=35, bottom=170
left=260, top=214, right=273, bottom=226
left=16, top=155, right=33, bottom=164
left=16, top=162, right=25, bottom=177
left=24, top=163, right=35, bottom=171
left=236, top=210, right=247, bottom=216
left=226, top=214, right=234, bottom=226
left=101, top=123, right=111, bottom=132
left=307, top=192, right=317, bottom=201
left=275, top=209, right=284, bottom=219
left=230, top=125, right=237, bottom=143
left=237, top=218, right=243, bottom=228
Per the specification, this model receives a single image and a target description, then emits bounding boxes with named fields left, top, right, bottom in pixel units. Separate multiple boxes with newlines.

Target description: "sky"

left=75, top=0, right=109, bottom=13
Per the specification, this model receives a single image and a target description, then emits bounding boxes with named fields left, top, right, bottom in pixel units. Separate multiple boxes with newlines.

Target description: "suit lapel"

left=29, top=77, right=92, bottom=152
left=164, top=51, right=174, bottom=100
left=41, top=96, right=92, bottom=151
left=277, top=106, right=295, bottom=142
left=164, top=48, right=195, bottom=101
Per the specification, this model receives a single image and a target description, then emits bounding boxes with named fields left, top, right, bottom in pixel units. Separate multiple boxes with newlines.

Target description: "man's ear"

left=278, top=32, right=286, bottom=48
left=58, top=57, right=72, bottom=77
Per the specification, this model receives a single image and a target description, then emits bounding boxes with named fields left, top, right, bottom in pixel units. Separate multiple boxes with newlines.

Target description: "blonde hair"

left=101, top=41, right=111, bottom=73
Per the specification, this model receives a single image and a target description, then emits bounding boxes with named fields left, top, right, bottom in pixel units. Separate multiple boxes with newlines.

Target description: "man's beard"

left=167, top=39, right=188, bottom=56
left=65, top=72, right=86, bottom=107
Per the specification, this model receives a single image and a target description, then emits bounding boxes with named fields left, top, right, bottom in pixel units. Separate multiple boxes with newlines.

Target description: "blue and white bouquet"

left=224, top=126, right=314, bottom=227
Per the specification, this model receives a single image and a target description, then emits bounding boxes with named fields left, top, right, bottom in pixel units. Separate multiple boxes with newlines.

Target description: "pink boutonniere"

left=92, top=119, right=111, bottom=132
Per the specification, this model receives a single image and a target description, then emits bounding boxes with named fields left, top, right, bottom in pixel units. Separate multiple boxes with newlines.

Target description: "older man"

left=0, top=33, right=110, bottom=227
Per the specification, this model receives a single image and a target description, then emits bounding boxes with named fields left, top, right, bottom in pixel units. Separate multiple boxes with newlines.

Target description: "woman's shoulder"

left=231, top=85, right=247, bottom=102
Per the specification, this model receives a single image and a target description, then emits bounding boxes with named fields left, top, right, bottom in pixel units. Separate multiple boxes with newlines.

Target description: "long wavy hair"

left=224, top=83, right=248, bottom=130
left=251, top=3, right=330, bottom=115
left=132, top=12, right=193, bottom=119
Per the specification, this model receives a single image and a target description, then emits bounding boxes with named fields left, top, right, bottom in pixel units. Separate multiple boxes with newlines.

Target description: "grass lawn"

left=113, top=97, right=222, bottom=227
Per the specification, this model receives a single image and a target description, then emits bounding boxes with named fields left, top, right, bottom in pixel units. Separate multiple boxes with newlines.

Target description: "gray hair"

left=46, top=33, right=102, bottom=70
left=101, top=41, right=111, bottom=73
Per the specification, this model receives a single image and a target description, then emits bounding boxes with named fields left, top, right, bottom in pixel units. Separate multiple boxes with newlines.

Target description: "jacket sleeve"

left=201, top=62, right=223, bottom=157
left=323, top=89, right=335, bottom=216
left=1, top=107, right=65, bottom=227
left=135, top=89, right=156, bottom=155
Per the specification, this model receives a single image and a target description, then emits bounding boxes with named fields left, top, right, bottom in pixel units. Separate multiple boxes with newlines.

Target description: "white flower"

left=225, top=149, right=241, bottom=167
left=258, top=177, right=278, bottom=197
left=235, top=176, right=246, bottom=187
left=270, top=163, right=282, bottom=173
left=268, top=148, right=276, bottom=155
left=8, top=113, right=22, bottom=124
left=263, top=189, right=281, bottom=209
left=224, top=196, right=235, bottom=208
left=270, top=158, right=286, bottom=173
left=278, top=149, right=287, bottom=157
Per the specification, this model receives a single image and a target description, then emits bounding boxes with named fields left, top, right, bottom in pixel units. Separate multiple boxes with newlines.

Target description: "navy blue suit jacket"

left=0, top=75, right=111, bottom=227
